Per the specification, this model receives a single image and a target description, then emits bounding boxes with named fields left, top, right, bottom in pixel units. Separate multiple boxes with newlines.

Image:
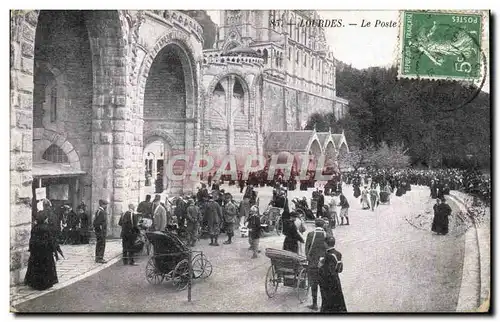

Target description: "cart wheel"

left=276, top=218, right=283, bottom=236
left=297, top=268, right=309, bottom=303
left=265, top=265, right=279, bottom=298
left=172, top=259, right=190, bottom=291
left=192, top=253, right=213, bottom=279
left=145, top=258, right=164, bottom=285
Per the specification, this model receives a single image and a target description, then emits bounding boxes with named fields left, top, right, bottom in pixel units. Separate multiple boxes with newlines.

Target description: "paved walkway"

left=13, top=184, right=467, bottom=312
left=10, top=239, right=122, bottom=307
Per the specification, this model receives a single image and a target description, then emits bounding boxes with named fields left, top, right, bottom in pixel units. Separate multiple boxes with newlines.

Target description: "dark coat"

left=119, top=211, right=139, bottom=251
left=305, top=228, right=327, bottom=267
left=432, top=203, right=452, bottom=235
left=205, top=200, right=223, bottom=234
left=247, top=214, right=261, bottom=239
left=93, top=207, right=107, bottom=235
left=283, top=219, right=304, bottom=253
left=319, top=248, right=347, bottom=312
left=25, top=223, right=58, bottom=291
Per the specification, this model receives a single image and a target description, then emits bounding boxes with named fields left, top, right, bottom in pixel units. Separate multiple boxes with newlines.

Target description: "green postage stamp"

left=399, top=10, right=485, bottom=80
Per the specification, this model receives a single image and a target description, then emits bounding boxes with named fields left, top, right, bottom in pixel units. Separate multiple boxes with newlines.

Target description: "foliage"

left=306, top=63, right=491, bottom=169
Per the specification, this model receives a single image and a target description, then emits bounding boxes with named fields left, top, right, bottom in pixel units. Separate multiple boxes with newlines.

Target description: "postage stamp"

left=398, top=10, right=485, bottom=80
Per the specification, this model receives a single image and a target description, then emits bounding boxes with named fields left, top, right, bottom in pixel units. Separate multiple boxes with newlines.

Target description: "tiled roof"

left=332, top=134, right=343, bottom=148
left=264, top=131, right=315, bottom=152
left=316, top=132, right=330, bottom=147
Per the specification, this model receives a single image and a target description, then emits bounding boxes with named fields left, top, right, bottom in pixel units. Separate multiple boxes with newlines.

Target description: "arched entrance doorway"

left=10, top=9, right=126, bottom=284
left=142, top=42, right=196, bottom=194
left=32, top=10, right=93, bottom=218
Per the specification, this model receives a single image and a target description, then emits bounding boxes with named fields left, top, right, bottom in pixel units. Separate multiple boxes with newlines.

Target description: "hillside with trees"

left=306, top=62, right=491, bottom=169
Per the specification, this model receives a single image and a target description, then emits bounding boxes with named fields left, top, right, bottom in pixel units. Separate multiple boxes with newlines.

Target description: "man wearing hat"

left=247, top=205, right=261, bottom=258
left=185, top=197, right=200, bottom=247
left=93, top=199, right=109, bottom=263
left=223, top=193, right=238, bottom=245
left=304, top=219, right=328, bottom=311
left=152, top=195, right=167, bottom=232
left=205, top=195, right=223, bottom=246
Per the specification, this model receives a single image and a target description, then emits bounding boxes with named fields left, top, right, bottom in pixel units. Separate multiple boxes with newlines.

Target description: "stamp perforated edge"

left=396, top=9, right=489, bottom=82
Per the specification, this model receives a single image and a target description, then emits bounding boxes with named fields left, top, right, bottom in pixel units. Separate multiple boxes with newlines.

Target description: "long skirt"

left=431, top=214, right=449, bottom=235
left=25, top=251, right=58, bottom=291
left=319, top=273, right=347, bottom=312
left=283, top=237, right=299, bottom=254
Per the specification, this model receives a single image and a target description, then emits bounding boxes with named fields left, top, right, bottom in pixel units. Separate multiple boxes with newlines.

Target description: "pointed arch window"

left=42, top=144, right=69, bottom=163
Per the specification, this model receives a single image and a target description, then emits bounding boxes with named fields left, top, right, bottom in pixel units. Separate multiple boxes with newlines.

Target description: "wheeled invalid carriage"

left=145, top=231, right=213, bottom=290
left=264, top=248, right=310, bottom=303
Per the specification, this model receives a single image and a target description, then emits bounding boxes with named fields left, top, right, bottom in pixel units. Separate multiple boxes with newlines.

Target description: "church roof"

left=264, top=131, right=315, bottom=152
left=332, top=134, right=344, bottom=148
left=316, top=132, right=330, bottom=147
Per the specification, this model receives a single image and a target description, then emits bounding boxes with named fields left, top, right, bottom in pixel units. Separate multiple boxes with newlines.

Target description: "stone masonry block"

left=16, top=111, right=32, bottom=129
left=100, top=132, right=113, bottom=144
left=22, top=23, right=35, bottom=42
left=10, top=129, right=22, bottom=152
left=42, top=129, right=56, bottom=141
left=15, top=184, right=32, bottom=200
left=12, top=154, right=31, bottom=171
left=114, top=107, right=128, bottom=120
left=113, top=132, right=125, bottom=144
left=55, top=133, right=66, bottom=147
left=113, top=120, right=126, bottom=132
left=24, top=10, right=39, bottom=27
left=113, top=169, right=127, bottom=178
left=61, top=140, right=74, bottom=154
left=21, top=57, right=33, bottom=75
left=113, top=145, right=126, bottom=159
left=10, top=251, right=22, bottom=271
left=21, top=41, right=34, bottom=59
left=11, top=225, right=31, bottom=248
left=92, top=132, right=100, bottom=144
left=33, top=127, right=44, bottom=140
left=11, top=89, right=19, bottom=109
left=10, top=203, right=32, bottom=227
left=113, top=177, right=125, bottom=188
left=22, top=133, right=32, bottom=152
left=111, top=201, right=125, bottom=216
left=20, top=172, right=32, bottom=186
left=67, top=150, right=79, bottom=163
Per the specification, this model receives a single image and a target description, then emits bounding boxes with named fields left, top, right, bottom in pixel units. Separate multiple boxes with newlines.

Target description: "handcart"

left=145, top=231, right=213, bottom=290
left=264, top=248, right=310, bottom=303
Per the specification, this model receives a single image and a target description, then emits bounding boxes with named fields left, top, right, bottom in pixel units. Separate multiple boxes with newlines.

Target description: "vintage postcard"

left=9, top=9, right=491, bottom=313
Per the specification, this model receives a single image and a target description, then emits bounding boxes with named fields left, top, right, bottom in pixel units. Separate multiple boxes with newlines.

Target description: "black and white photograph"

left=8, top=6, right=491, bottom=313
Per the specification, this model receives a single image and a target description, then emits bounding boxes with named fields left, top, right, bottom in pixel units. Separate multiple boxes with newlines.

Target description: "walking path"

left=10, top=240, right=122, bottom=308
left=13, top=184, right=470, bottom=312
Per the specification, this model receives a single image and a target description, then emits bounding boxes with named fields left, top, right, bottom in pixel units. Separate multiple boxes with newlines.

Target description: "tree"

left=337, top=146, right=371, bottom=171
left=367, top=142, right=411, bottom=169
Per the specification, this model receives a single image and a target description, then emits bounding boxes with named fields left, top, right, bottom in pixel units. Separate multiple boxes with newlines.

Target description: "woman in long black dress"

left=25, top=212, right=59, bottom=291
left=319, top=237, right=347, bottom=312
left=282, top=212, right=304, bottom=253
left=431, top=198, right=441, bottom=233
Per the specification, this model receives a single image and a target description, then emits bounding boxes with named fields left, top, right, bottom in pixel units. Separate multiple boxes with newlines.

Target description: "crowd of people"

left=343, top=167, right=491, bottom=205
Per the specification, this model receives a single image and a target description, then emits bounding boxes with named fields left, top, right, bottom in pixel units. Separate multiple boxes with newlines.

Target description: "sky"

left=207, top=10, right=400, bottom=69
left=207, top=10, right=489, bottom=91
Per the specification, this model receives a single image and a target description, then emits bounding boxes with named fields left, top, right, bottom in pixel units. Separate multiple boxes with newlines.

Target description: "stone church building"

left=10, top=10, right=348, bottom=284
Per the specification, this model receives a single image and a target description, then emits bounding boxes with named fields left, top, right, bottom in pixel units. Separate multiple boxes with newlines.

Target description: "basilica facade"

left=10, top=10, right=348, bottom=284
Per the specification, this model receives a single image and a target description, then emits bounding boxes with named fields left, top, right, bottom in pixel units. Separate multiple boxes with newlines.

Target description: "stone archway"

left=10, top=9, right=127, bottom=284
left=33, top=129, right=82, bottom=170
left=206, top=73, right=251, bottom=156
left=142, top=129, right=178, bottom=194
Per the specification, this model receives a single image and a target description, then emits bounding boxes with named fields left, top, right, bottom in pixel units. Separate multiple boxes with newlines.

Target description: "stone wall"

left=262, top=81, right=285, bottom=133
left=143, top=54, right=186, bottom=120
left=262, top=80, right=337, bottom=134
